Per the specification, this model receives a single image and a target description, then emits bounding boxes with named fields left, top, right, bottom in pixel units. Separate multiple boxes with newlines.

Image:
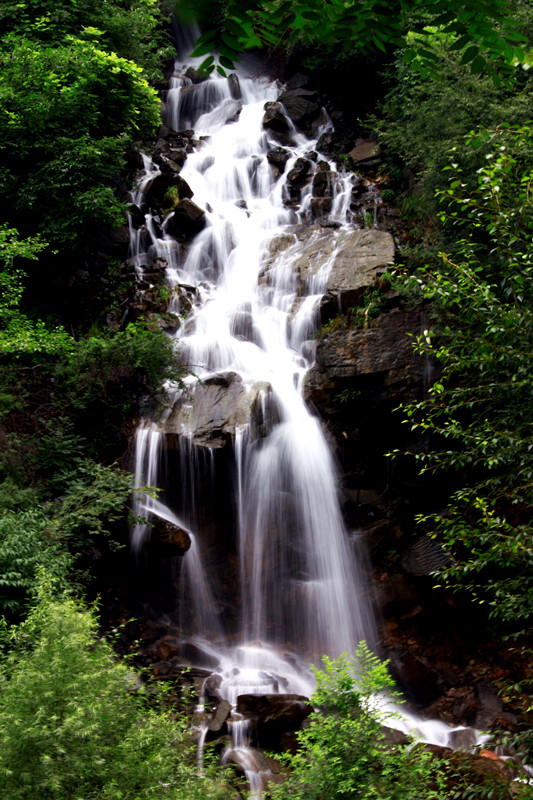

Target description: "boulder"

left=421, top=743, right=521, bottom=796
left=166, top=198, right=206, bottom=238
left=223, top=748, right=285, bottom=788
left=348, top=138, right=381, bottom=168
left=312, top=163, right=338, bottom=198
left=144, top=173, right=194, bottom=210
left=266, top=147, right=291, bottom=174
left=154, top=636, right=181, bottom=661
left=262, top=101, right=291, bottom=134
left=388, top=648, right=444, bottom=706
left=286, top=157, right=312, bottom=188
left=278, top=88, right=320, bottom=127
left=208, top=699, right=232, bottom=733
left=185, top=66, right=208, bottom=84
left=292, top=227, right=394, bottom=304
left=163, top=373, right=274, bottom=449
left=228, top=73, right=241, bottom=100
left=236, top=694, right=313, bottom=751
left=150, top=518, right=191, bottom=554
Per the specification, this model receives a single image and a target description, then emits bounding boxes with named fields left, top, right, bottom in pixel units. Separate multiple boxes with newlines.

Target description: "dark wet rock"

left=312, top=166, right=339, bottom=200
left=203, top=674, right=223, bottom=699
left=372, top=573, right=421, bottom=617
left=185, top=66, right=208, bottom=84
left=154, top=636, right=181, bottom=662
left=266, top=147, right=290, bottom=174
left=177, top=642, right=221, bottom=670
left=144, top=173, right=194, bottom=210
left=310, top=197, right=332, bottom=219
left=286, top=157, right=312, bottom=188
left=348, top=138, right=381, bottom=168
left=381, top=726, right=410, bottom=746
left=166, top=198, right=206, bottom=238
left=304, top=306, right=428, bottom=409
left=127, top=203, right=144, bottom=228
left=421, top=743, right=520, bottom=795
left=316, top=130, right=340, bottom=155
left=125, top=148, right=145, bottom=170
left=278, top=88, right=320, bottom=127
left=236, top=694, right=313, bottom=752
left=388, top=648, right=444, bottom=706
left=150, top=519, right=191, bottom=554
left=171, top=147, right=188, bottom=167
left=262, top=102, right=291, bottom=134
left=208, top=699, right=232, bottom=733
left=228, top=73, right=241, bottom=100
left=163, top=372, right=274, bottom=449
left=223, top=748, right=285, bottom=787
left=142, top=257, right=168, bottom=287
left=174, top=283, right=198, bottom=316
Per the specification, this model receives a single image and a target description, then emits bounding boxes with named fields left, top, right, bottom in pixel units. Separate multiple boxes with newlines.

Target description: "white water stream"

left=130, top=31, right=482, bottom=792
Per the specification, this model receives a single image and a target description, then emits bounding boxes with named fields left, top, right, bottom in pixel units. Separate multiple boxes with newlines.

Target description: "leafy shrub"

left=0, top=511, right=70, bottom=618
left=0, top=36, right=161, bottom=249
left=272, top=644, right=448, bottom=800
left=0, top=584, right=232, bottom=799
left=395, top=125, right=533, bottom=634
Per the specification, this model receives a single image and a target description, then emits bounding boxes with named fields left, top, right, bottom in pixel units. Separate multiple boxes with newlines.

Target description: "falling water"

left=130, top=32, right=480, bottom=787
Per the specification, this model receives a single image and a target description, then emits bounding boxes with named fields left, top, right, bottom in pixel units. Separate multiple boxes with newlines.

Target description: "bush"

left=0, top=584, right=232, bottom=799
left=271, top=644, right=448, bottom=800
left=0, top=36, right=161, bottom=249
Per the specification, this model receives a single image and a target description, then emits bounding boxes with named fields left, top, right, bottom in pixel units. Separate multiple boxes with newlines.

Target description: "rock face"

left=163, top=372, right=274, bottom=449
left=304, top=306, right=427, bottom=408
left=144, top=173, right=194, bottom=210
left=261, top=225, right=394, bottom=315
left=295, top=227, right=394, bottom=309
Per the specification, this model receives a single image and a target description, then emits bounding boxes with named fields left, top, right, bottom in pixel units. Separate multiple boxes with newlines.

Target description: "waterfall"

left=130, top=36, right=479, bottom=785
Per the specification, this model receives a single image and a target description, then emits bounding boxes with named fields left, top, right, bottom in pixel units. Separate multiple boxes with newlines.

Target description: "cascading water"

left=130, top=31, right=482, bottom=791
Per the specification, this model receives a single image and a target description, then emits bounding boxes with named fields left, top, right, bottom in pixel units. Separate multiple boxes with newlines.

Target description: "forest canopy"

left=175, top=0, right=530, bottom=81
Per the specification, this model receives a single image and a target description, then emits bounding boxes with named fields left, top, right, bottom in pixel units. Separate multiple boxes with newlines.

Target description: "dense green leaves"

left=0, top=35, right=160, bottom=249
left=396, top=125, right=533, bottom=632
left=272, top=644, right=447, bottom=800
left=176, top=0, right=528, bottom=79
left=0, top=585, right=232, bottom=799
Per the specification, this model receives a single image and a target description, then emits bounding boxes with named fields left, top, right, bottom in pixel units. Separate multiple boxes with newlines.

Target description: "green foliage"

left=0, top=35, right=160, bottom=249
left=52, top=322, right=178, bottom=440
left=0, top=584, right=232, bottom=799
left=0, top=225, right=71, bottom=355
left=0, top=457, right=141, bottom=618
left=176, top=0, right=527, bottom=80
left=375, top=14, right=532, bottom=227
left=272, top=643, right=447, bottom=800
left=395, top=125, right=533, bottom=632
left=0, top=512, right=70, bottom=618
left=0, top=0, right=170, bottom=77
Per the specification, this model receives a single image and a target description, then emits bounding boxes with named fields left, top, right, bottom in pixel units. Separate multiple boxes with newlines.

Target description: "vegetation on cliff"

left=0, top=0, right=532, bottom=796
